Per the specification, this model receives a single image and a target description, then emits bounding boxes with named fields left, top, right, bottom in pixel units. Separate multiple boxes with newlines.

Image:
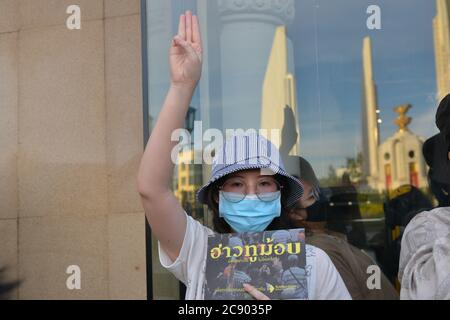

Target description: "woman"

left=137, top=10, right=350, bottom=300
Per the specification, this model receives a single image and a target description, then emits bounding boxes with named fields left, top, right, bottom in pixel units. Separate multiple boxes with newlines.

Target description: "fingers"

left=186, top=10, right=193, bottom=43
left=243, top=284, right=270, bottom=300
left=173, top=35, right=196, bottom=57
left=178, top=10, right=200, bottom=45
left=192, top=14, right=202, bottom=47
left=178, top=13, right=186, bottom=40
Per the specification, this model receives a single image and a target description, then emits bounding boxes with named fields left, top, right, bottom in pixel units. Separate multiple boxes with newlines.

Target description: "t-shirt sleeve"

left=158, top=212, right=213, bottom=285
left=313, top=246, right=352, bottom=300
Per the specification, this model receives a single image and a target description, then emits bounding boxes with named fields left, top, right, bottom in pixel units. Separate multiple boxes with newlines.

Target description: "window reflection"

left=145, top=0, right=446, bottom=299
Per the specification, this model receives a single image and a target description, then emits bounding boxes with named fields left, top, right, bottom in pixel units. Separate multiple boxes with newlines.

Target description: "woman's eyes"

left=301, top=192, right=314, bottom=200
left=225, top=180, right=276, bottom=187
left=226, top=181, right=243, bottom=188
left=259, top=180, right=276, bottom=187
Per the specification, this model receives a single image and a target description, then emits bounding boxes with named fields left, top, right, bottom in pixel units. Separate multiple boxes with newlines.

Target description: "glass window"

left=143, top=0, right=443, bottom=299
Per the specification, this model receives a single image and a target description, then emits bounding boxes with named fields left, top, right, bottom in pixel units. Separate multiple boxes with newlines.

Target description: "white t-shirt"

left=158, top=213, right=351, bottom=300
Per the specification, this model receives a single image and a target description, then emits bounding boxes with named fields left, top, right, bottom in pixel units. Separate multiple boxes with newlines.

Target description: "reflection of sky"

left=166, top=0, right=439, bottom=178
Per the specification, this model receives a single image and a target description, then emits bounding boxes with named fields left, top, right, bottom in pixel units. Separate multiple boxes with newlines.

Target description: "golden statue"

left=394, top=104, right=412, bottom=132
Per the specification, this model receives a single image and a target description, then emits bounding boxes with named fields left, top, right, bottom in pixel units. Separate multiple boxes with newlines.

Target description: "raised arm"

left=137, top=10, right=203, bottom=262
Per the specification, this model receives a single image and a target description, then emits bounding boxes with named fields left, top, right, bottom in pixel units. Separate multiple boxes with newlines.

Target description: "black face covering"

left=430, top=169, right=450, bottom=208
left=435, top=181, right=450, bottom=207
left=442, top=185, right=450, bottom=204
left=428, top=165, right=450, bottom=207
left=305, top=193, right=328, bottom=222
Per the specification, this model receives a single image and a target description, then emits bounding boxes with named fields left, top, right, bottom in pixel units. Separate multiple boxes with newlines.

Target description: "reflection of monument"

left=377, top=105, right=428, bottom=192
left=361, top=37, right=381, bottom=187
left=360, top=37, right=427, bottom=192
left=217, top=0, right=296, bottom=131
left=261, top=25, right=301, bottom=175
left=433, top=0, right=450, bottom=102
left=215, top=0, right=299, bottom=175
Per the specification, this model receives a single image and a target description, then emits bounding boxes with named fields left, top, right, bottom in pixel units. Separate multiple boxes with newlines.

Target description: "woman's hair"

left=204, top=173, right=295, bottom=233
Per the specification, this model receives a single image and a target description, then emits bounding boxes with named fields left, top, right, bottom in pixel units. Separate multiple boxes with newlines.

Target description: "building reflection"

left=360, top=36, right=428, bottom=193
left=434, top=0, right=450, bottom=102
left=361, top=36, right=381, bottom=190
left=174, top=107, right=204, bottom=223
left=174, top=149, right=204, bottom=223
left=261, top=25, right=301, bottom=175
left=145, top=0, right=450, bottom=298
left=378, top=105, right=428, bottom=192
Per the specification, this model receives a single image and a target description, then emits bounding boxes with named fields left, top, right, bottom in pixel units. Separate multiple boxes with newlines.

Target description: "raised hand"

left=170, top=10, right=203, bottom=89
left=138, top=10, right=204, bottom=265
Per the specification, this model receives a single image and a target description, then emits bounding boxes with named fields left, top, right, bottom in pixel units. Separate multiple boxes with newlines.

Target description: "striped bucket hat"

left=196, top=132, right=304, bottom=207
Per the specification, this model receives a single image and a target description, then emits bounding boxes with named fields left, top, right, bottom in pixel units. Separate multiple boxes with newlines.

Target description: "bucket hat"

left=196, top=132, right=304, bottom=207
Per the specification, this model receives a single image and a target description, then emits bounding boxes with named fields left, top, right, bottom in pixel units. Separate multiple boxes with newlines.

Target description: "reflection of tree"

left=345, top=152, right=364, bottom=185
left=320, top=153, right=365, bottom=187
left=319, top=165, right=340, bottom=187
